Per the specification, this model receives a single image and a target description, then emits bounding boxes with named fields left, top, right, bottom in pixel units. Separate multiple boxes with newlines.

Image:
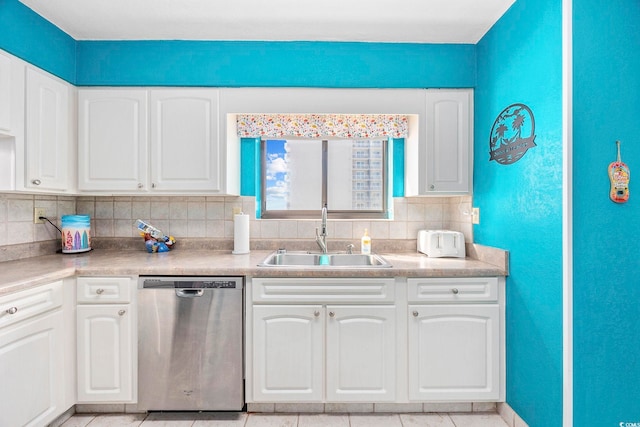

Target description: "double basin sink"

left=259, top=251, right=392, bottom=268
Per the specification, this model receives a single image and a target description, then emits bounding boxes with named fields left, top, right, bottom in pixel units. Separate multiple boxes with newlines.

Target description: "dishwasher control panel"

left=139, top=276, right=244, bottom=290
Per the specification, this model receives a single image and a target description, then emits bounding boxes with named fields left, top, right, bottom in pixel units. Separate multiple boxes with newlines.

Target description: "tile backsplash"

left=0, top=193, right=472, bottom=261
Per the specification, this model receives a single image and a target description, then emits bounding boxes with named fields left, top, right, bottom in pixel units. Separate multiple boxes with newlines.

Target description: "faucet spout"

left=315, top=204, right=328, bottom=253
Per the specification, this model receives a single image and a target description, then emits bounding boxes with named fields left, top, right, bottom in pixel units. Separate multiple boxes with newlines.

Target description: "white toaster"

left=417, top=230, right=466, bottom=258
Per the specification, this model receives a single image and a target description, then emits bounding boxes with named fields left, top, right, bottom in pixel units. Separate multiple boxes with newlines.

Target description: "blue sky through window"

left=265, top=139, right=288, bottom=210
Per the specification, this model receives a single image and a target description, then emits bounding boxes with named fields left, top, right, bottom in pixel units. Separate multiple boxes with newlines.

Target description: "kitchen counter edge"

left=0, top=248, right=508, bottom=296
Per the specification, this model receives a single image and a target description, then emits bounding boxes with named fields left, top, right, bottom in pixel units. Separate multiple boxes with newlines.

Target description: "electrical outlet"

left=34, top=208, right=46, bottom=224
left=232, top=207, right=242, bottom=215
left=471, top=207, right=480, bottom=225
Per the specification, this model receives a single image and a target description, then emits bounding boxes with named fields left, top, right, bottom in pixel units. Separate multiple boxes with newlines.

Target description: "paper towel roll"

left=232, top=213, right=250, bottom=254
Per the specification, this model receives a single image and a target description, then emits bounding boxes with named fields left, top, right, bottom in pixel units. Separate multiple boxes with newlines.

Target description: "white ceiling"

left=20, top=0, right=515, bottom=44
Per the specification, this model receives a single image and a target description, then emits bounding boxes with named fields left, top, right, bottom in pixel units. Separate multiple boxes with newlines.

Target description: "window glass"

left=327, top=140, right=385, bottom=211
left=262, top=139, right=387, bottom=219
left=264, top=139, right=322, bottom=211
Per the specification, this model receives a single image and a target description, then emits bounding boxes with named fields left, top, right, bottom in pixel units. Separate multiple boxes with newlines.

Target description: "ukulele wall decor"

left=489, top=103, right=537, bottom=165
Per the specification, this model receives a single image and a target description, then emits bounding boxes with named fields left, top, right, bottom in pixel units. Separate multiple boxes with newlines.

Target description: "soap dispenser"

left=361, top=228, right=371, bottom=254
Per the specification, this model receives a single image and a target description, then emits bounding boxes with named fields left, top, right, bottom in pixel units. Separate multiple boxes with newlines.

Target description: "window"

left=261, top=138, right=388, bottom=219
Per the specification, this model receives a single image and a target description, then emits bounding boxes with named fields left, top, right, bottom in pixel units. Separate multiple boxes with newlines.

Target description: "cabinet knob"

left=430, top=184, right=435, bottom=190
left=6, top=306, right=18, bottom=315
left=412, top=310, right=419, bottom=317
left=118, top=309, right=126, bottom=316
left=329, top=311, right=335, bottom=318
left=313, top=310, right=320, bottom=317
left=152, top=183, right=156, bottom=188
left=451, top=288, right=459, bottom=294
left=96, top=288, right=104, bottom=294
left=31, top=179, right=41, bottom=185
left=137, top=183, right=144, bottom=189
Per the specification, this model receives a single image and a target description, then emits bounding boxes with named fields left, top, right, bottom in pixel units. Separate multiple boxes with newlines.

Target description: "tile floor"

left=59, top=411, right=510, bottom=427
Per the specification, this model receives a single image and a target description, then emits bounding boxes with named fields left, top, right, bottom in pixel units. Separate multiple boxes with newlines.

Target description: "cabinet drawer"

left=0, top=280, right=63, bottom=329
left=252, top=278, right=395, bottom=303
left=77, top=277, right=133, bottom=304
left=408, top=277, right=498, bottom=303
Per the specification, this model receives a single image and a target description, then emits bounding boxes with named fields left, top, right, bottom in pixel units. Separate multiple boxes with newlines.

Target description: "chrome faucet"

left=315, top=204, right=328, bottom=253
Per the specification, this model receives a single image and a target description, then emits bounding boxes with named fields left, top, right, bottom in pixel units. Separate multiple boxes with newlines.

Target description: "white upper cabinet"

left=0, top=50, right=25, bottom=192
left=406, top=89, right=473, bottom=195
left=0, top=50, right=14, bottom=134
left=150, top=89, right=220, bottom=191
left=79, top=88, right=225, bottom=193
left=78, top=89, right=149, bottom=191
left=25, top=67, right=72, bottom=191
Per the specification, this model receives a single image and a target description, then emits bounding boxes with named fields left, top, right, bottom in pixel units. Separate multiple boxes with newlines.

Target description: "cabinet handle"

left=152, top=183, right=156, bottom=188
left=137, top=183, right=144, bottom=189
left=329, top=311, right=335, bottom=318
left=412, top=310, right=419, bottom=317
left=31, top=179, right=41, bottom=185
left=6, top=306, right=18, bottom=315
left=118, top=309, right=126, bottom=316
left=313, top=310, right=320, bottom=317
left=451, top=288, right=459, bottom=294
left=96, top=288, right=104, bottom=294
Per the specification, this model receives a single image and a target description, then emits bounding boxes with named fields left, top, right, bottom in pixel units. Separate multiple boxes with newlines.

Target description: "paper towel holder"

left=232, top=212, right=250, bottom=254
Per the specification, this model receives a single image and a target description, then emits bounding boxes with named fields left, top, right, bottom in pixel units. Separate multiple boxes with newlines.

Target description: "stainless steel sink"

left=258, top=251, right=392, bottom=268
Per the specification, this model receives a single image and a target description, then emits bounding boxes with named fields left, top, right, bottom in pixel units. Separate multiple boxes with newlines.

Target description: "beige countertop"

left=0, top=248, right=508, bottom=296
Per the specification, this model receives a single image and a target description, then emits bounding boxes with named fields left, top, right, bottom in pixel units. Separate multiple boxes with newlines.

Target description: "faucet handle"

left=346, top=244, right=355, bottom=254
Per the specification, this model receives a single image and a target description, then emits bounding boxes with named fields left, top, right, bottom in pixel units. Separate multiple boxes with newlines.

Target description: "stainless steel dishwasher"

left=137, top=276, right=244, bottom=411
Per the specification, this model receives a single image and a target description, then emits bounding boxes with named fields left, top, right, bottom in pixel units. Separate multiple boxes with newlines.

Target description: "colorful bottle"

left=361, top=228, right=371, bottom=254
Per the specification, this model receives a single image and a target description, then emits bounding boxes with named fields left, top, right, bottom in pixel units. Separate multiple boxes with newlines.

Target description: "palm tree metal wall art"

left=489, top=103, right=536, bottom=165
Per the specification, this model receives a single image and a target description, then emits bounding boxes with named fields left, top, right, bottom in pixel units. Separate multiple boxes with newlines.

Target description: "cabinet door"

left=252, top=305, right=323, bottom=401
left=408, top=304, right=499, bottom=401
left=77, top=304, right=133, bottom=402
left=78, top=89, right=148, bottom=191
left=325, top=305, right=396, bottom=401
left=424, top=89, right=472, bottom=193
left=25, top=67, right=70, bottom=191
left=0, top=310, right=65, bottom=427
left=150, top=89, right=220, bottom=191
left=0, top=50, right=12, bottom=133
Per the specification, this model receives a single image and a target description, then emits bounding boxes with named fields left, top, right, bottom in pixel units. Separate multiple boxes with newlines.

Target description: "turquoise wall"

left=0, top=0, right=76, bottom=82
left=75, top=40, right=475, bottom=88
left=573, top=0, right=640, bottom=424
left=0, top=0, right=476, bottom=89
left=475, top=0, right=563, bottom=425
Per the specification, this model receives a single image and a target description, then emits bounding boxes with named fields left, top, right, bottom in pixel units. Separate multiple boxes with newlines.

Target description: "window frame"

left=260, top=138, right=389, bottom=220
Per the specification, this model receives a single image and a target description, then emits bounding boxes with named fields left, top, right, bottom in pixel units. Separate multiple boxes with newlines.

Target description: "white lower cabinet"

left=251, top=278, right=397, bottom=403
left=249, top=276, right=504, bottom=405
left=76, top=277, right=136, bottom=403
left=325, top=305, right=396, bottom=401
left=252, top=305, right=324, bottom=401
left=253, top=304, right=396, bottom=402
left=407, top=277, right=503, bottom=401
left=408, top=304, right=500, bottom=401
left=0, top=281, right=67, bottom=427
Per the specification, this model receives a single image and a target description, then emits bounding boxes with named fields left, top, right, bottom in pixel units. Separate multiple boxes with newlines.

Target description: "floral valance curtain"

left=236, top=114, right=409, bottom=139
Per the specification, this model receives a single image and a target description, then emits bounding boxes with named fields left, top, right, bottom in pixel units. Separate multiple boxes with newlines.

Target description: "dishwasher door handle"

left=175, top=289, right=205, bottom=297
